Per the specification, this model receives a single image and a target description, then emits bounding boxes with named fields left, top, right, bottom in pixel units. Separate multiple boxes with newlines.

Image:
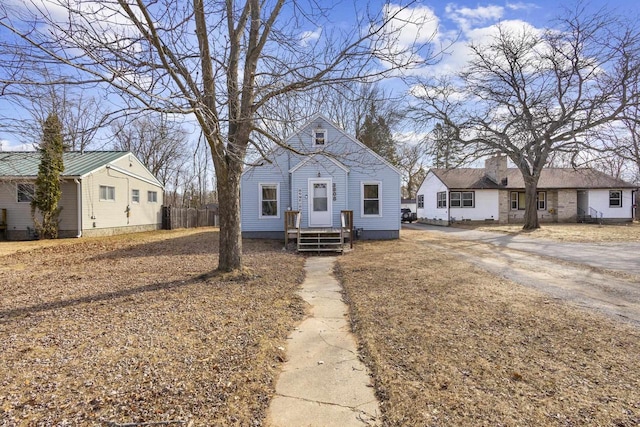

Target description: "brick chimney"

left=485, top=155, right=508, bottom=185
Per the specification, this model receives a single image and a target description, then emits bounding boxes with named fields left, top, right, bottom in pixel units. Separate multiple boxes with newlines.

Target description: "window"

left=147, top=191, right=158, bottom=203
left=100, top=185, right=115, bottom=201
left=450, top=191, right=474, bottom=208
left=313, top=129, right=326, bottom=146
left=259, top=183, right=279, bottom=218
left=537, top=191, right=546, bottom=210
left=436, top=192, right=446, bottom=208
left=511, top=191, right=546, bottom=210
left=417, top=194, right=424, bottom=208
left=131, top=189, right=140, bottom=203
left=17, top=183, right=35, bottom=203
left=362, top=182, right=381, bottom=216
left=609, top=190, right=622, bottom=208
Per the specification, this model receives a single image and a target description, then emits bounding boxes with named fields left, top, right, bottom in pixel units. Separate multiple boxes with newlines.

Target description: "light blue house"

left=241, top=114, right=401, bottom=247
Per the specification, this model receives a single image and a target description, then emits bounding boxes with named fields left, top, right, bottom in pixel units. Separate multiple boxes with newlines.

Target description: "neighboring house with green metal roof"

left=0, top=151, right=163, bottom=240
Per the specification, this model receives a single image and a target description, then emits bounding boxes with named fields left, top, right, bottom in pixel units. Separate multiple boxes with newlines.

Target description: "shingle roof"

left=0, top=151, right=129, bottom=178
left=432, top=168, right=637, bottom=189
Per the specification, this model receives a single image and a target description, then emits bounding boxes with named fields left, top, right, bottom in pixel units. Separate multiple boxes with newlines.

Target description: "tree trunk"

left=216, top=166, right=243, bottom=272
left=522, top=174, right=540, bottom=230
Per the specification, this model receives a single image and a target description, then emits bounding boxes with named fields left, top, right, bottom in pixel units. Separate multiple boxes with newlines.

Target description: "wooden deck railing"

left=341, top=210, right=353, bottom=249
left=284, top=210, right=300, bottom=246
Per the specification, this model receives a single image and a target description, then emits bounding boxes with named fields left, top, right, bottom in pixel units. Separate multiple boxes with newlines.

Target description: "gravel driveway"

left=404, top=223, right=640, bottom=326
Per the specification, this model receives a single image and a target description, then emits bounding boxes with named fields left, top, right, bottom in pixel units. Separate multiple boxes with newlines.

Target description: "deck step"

left=296, top=229, right=346, bottom=253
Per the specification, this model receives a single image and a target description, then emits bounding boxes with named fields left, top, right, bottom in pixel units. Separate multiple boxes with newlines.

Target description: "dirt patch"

left=0, top=229, right=306, bottom=426
left=451, top=222, right=640, bottom=242
left=337, top=230, right=640, bottom=426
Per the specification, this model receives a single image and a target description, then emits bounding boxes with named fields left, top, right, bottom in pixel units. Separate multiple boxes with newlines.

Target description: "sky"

left=0, top=0, right=638, bottom=151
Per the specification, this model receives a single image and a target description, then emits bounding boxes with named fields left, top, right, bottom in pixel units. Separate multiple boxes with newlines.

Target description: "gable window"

left=313, top=129, right=327, bottom=147
left=17, top=183, right=35, bottom=203
left=511, top=191, right=546, bottom=210
left=609, top=190, right=622, bottom=208
left=437, top=192, right=446, bottom=208
left=100, top=185, right=115, bottom=201
left=131, top=189, right=140, bottom=204
left=362, top=182, right=381, bottom=216
left=259, top=183, right=279, bottom=218
left=450, top=191, right=474, bottom=208
left=147, top=191, right=158, bottom=203
left=417, top=194, right=424, bottom=208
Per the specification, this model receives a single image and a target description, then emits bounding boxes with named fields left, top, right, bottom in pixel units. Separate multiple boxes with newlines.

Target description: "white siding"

left=0, top=180, right=79, bottom=236
left=450, top=190, right=499, bottom=221
left=417, top=172, right=499, bottom=221
left=81, top=166, right=163, bottom=232
left=416, top=172, right=448, bottom=221
left=0, top=181, right=36, bottom=232
left=589, top=189, right=634, bottom=219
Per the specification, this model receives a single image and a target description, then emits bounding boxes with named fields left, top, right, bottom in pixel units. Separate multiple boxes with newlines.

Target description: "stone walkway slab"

left=266, top=256, right=380, bottom=426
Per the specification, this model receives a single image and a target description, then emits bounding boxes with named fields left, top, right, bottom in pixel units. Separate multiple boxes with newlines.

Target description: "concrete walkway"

left=266, top=257, right=380, bottom=426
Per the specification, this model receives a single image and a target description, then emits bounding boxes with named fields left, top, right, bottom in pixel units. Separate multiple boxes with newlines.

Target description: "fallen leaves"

left=337, top=231, right=640, bottom=426
left=0, top=229, right=306, bottom=426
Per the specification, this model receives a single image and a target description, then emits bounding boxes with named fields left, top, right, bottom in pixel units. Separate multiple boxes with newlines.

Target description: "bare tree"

left=410, top=4, right=640, bottom=229
left=111, top=114, right=187, bottom=187
left=1, top=0, right=435, bottom=270
left=396, top=141, right=427, bottom=198
left=2, top=79, right=109, bottom=151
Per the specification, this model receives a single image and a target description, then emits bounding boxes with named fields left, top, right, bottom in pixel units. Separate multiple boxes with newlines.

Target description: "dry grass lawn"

left=3, top=226, right=639, bottom=426
left=0, top=229, right=306, bottom=426
left=452, top=221, right=640, bottom=242
left=337, top=230, right=640, bottom=426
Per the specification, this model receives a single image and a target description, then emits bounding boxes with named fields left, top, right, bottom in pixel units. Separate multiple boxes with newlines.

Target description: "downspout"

left=74, top=179, right=82, bottom=237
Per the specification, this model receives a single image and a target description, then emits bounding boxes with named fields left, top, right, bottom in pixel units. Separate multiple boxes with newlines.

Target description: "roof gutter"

left=74, top=179, right=82, bottom=238
left=105, top=164, right=164, bottom=189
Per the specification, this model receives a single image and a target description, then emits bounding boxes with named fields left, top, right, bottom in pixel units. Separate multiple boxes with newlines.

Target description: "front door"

left=308, top=179, right=332, bottom=227
left=577, top=190, right=588, bottom=217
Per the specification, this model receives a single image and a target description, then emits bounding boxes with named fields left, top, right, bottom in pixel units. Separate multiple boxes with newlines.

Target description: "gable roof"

left=432, top=168, right=636, bottom=189
left=0, top=151, right=133, bottom=178
left=289, top=153, right=350, bottom=173
left=243, top=113, right=401, bottom=177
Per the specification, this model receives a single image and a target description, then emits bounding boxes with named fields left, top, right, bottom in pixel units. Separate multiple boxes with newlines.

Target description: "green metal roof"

left=0, top=151, right=130, bottom=178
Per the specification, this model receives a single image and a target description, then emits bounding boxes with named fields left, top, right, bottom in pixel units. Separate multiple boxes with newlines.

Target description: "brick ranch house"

left=416, top=155, right=637, bottom=225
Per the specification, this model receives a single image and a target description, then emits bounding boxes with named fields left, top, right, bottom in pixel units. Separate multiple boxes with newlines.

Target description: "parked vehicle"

left=401, top=208, right=417, bottom=223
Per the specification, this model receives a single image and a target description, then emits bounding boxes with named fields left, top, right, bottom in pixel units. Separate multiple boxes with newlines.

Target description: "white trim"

left=147, top=190, right=158, bottom=203
left=105, top=164, right=164, bottom=188
left=289, top=154, right=350, bottom=174
left=361, top=181, right=382, bottom=217
left=308, top=178, right=333, bottom=227
left=99, top=185, right=116, bottom=202
left=16, top=182, right=35, bottom=203
left=259, top=182, right=280, bottom=219
left=312, top=128, right=327, bottom=147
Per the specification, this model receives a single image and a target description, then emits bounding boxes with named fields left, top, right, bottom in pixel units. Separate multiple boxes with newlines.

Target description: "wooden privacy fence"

left=162, top=206, right=219, bottom=230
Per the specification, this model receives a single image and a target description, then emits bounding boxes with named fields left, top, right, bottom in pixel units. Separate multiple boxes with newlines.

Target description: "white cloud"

left=372, top=4, right=440, bottom=70
left=506, top=2, right=540, bottom=12
left=383, top=4, right=440, bottom=46
left=445, top=4, right=504, bottom=32
left=0, top=139, right=35, bottom=151
left=300, top=27, right=322, bottom=47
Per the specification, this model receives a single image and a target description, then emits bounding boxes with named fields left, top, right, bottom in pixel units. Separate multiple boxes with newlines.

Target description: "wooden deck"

left=285, top=210, right=353, bottom=253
